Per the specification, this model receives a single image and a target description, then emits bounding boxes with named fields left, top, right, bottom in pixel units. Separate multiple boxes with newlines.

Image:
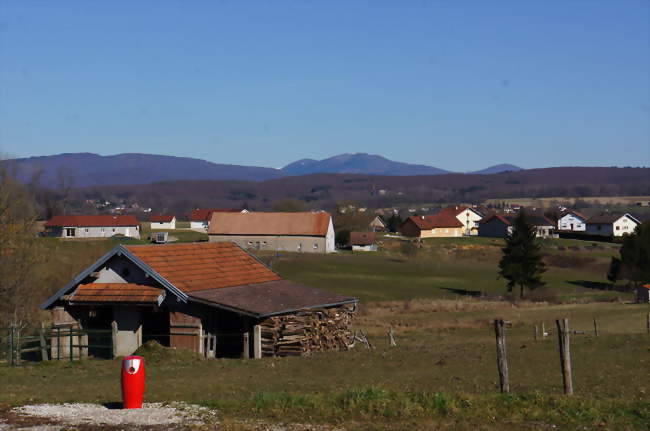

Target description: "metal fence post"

left=69, top=326, right=73, bottom=361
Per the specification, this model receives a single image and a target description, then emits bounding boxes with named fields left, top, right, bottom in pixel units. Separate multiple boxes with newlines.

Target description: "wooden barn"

left=41, top=242, right=357, bottom=359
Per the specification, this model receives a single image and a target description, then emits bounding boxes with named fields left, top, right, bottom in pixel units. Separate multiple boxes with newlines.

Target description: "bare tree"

left=0, top=161, right=44, bottom=326
left=57, top=165, right=75, bottom=215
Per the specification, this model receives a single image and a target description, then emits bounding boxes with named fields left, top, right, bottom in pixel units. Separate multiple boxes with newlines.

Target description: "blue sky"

left=1, top=1, right=648, bottom=171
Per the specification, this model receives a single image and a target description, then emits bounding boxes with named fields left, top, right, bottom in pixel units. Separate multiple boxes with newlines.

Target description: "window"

left=101, top=227, right=105, bottom=232
left=313, top=243, right=318, bottom=249
left=112, top=228, right=116, bottom=232
left=84, top=228, right=89, bottom=233
left=616, top=226, right=620, bottom=230
left=65, top=228, right=76, bottom=237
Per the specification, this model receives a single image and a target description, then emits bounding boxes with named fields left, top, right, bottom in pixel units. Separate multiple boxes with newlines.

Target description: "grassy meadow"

left=2, top=235, right=648, bottom=430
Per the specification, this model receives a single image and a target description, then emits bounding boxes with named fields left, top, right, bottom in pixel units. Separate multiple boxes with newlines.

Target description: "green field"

left=2, top=236, right=647, bottom=430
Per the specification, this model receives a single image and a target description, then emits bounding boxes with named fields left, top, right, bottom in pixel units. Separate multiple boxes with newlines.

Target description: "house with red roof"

left=189, top=208, right=247, bottom=230
left=44, top=215, right=141, bottom=239
left=41, top=242, right=356, bottom=359
left=557, top=210, right=587, bottom=232
left=434, top=206, right=484, bottom=236
left=149, top=214, right=176, bottom=230
left=399, top=213, right=464, bottom=238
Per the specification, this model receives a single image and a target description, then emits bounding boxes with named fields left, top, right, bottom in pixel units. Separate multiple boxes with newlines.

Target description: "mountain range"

left=2, top=152, right=522, bottom=188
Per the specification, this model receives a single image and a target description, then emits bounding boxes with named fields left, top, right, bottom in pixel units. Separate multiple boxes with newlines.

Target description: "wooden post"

left=253, top=325, right=262, bottom=359
left=534, top=325, right=539, bottom=341
left=15, top=326, right=21, bottom=366
left=388, top=328, right=397, bottom=347
left=242, top=332, right=250, bottom=359
left=111, top=321, right=118, bottom=359
left=494, top=319, right=509, bottom=394
left=80, top=331, right=88, bottom=360
left=646, top=313, right=650, bottom=334
left=593, top=318, right=598, bottom=337
left=69, top=327, right=73, bottom=361
left=39, top=323, right=49, bottom=362
left=556, top=318, right=573, bottom=395
left=8, top=325, right=14, bottom=366
left=542, top=322, right=546, bottom=339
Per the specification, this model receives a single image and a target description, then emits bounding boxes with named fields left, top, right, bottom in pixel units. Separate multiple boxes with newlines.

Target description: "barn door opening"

left=142, top=307, right=170, bottom=347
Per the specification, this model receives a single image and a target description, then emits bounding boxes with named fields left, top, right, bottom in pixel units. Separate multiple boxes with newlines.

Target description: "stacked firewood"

left=259, top=306, right=355, bottom=357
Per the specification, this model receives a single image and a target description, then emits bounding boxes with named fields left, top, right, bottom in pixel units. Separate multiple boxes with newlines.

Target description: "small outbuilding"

left=149, top=215, right=176, bottom=230
left=349, top=232, right=377, bottom=252
left=41, top=242, right=356, bottom=359
left=190, top=208, right=247, bottom=230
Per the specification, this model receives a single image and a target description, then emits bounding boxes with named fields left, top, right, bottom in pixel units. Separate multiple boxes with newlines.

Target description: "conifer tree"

left=618, top=221, right=650, bottom=288
left=498, top=211, right=546, bottom=298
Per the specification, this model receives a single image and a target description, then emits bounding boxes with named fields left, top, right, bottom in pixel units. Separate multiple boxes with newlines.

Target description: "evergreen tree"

left=386, top=213, right=402, bottom=233
left=498, top=211, right=546, bottom=298
left=617, top=221, right=650, bottom=288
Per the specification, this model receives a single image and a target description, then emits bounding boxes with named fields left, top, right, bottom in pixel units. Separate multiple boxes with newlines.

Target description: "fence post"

left=111, top=321, right=118, bottom=359
left=593, top=318, right=598, bottom=337
left=494, top=319, right=509, bottom=394
left=57, top=327, right=61, bottom=361
left=242, top=332, right=250, bottom=359
left=388, top=328, right=397, bottom=347
left=534, top=325, right=539, bottom=341
left=646, top=314, right=650, bottom=334
left=69, top=327, right=73, bottom=361
left=542, top=322, right=546, bottom=339
left=556, top=318, right=573, bottom=395
left=39, top=323, right=49, bottom=362
left=8, top=325, right=14, bottom=366
left=253, top=325, right=262, bottom=359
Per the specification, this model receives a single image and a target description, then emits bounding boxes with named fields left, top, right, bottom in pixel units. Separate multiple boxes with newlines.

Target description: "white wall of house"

left=613, top=215, right=639, bottom=237
left=558, top=214, right=586, bottom=231
left=456, top=209, right=483, bottom=236
left=352, top=244, right=377, bottom=252
left=190, top=221, right=209, bottom=230
left=151, top=218, right=175, bottom=229
left=325, top=218, right=335, bottom=253
left=55, top=225, right=140, bottom=239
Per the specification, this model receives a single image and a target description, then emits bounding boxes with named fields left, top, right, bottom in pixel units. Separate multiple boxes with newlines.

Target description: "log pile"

left=258, top=306, right=355, bottom=357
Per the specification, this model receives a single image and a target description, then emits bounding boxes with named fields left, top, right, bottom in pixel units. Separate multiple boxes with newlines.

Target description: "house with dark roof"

left=399, top=214, right=464, bottom=238
left=349, top=232, right=377, bottom=252
left=189, top=208, right=247, bottom=230
left=208, top=211, right=335, bottom=253
left=478, top=214, right=556, bottom=238
left=41, top=242, right=356, bottom=359
left=149, top=215, right=176, bottom=230
left=44, top=215, right=141, bottom=239
left=434, top=206, right=484, bottom=236
left=557, top=210, right=587, bottom=232
left=585, top=213, right=640, bottom=237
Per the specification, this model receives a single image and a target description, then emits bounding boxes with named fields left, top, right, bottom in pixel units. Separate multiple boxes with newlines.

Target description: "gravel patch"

left=13, top=403, right=214, bottom=427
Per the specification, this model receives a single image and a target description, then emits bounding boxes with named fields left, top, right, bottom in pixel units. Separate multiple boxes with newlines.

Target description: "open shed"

left=41, top=242, right=357, bottom=359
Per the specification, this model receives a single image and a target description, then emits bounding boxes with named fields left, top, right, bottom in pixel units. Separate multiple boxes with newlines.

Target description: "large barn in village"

left=41, top=242, right=357, bottom=359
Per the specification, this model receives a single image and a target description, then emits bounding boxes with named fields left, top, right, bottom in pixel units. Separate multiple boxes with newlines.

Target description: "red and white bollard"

left=121, top=355, right=145, bottom=409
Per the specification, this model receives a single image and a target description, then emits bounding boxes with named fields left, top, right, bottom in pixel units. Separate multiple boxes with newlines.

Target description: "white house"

left=436, top=206, right=484, bottom=236
left=149, top=215, right=176, bottom=230
left=349, top=232, right=377, bottom=252
left=190, top=208, right=248, bottom=230
left=557, top=210, right=587, bottom=231
left=586, top=213, right=640, bottom=237
left=44, top=215, right=141, bottom=239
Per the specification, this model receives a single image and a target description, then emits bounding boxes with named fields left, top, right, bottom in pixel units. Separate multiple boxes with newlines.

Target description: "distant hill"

left=3, top=153, right=283, bottom=187
left=468, top=164, right=522, bottom=175
left=281, top=153, right=451, bottom=176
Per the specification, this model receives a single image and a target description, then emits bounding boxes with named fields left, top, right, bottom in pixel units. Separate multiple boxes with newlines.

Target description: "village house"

left=399, top=213, right=464, bottom=238
left=478, top=214, right=556, bottom=238
left=44, top=215, right=141, bottom=239
left=208, top=211, right=335, bottom=253
left=349, top=232, right=377, bottom=252
left=149, top=215, right=176, bottom=230
left=557, top=210, right=587, bottom=231
left=40, top=242, right=357, bottom=359
left=435, top=206, right=484, bottom=236
left=189, top=208, right=247, bottom=230
left=585, top=213, right=640, bottom=237
left=368, top=215, right=387, bottom=232
left=637, top=284, right=650, bottom=303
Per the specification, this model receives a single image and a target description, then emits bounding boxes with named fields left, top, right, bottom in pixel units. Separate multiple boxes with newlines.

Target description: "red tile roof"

left=190, top=209, right=241, bottom=222
left=70, top=283, right=162, bottom=303
left=126, top=242, right=282, bottom=293
left=208, top=212, right=332, bottom=236
left=45, top=215, right=140, bottom=228
left=406, top=214, right=464, bottom=230
left=149, top=215, right=175, bottom=223
left=349, top=232, right=376, bottom=246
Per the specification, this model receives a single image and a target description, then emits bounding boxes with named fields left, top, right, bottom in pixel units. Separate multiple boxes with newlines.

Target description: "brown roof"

left=149, top=215, right=175, bottom=223
left=70, top=283, right=162, bottom=303
left=208, top=212, right=331, bottom=236
left=125, top=242, right=282, bottom=293
left=405, top=214, right=464, bottom=230
left=560, top=210, right=587, bottom=220
left=45, top=215, right=139, bottom=228
left=349, top=232, right=376, bottom=246
left=190, top=209, right=241, bottom=222
left=189, top=279, right=356, bottom=317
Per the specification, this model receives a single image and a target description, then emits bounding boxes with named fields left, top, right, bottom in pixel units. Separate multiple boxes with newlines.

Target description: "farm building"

left=149, top=215, right=176, bottom=230
left=190, top=208, right=248, bottom=230
left=557, top=210, right=587, bottom=232
left=368, top=216, right=387, bottom=232
left=637, top=285, right=650, bottom=303
left=434, top=206, right=484, bottom=236
left=40, top=242, right=357, bottom=359
left=208, top=211, right=336, bottom=253
left=478, top=214, right=556, bottom=238
left=399, top=214, right=464, bottom=238
left=585, top=213, right=640, bottom=237
left=349, top=232, right=377, bottom=252
left=44, top=215, right=141, bottom=239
